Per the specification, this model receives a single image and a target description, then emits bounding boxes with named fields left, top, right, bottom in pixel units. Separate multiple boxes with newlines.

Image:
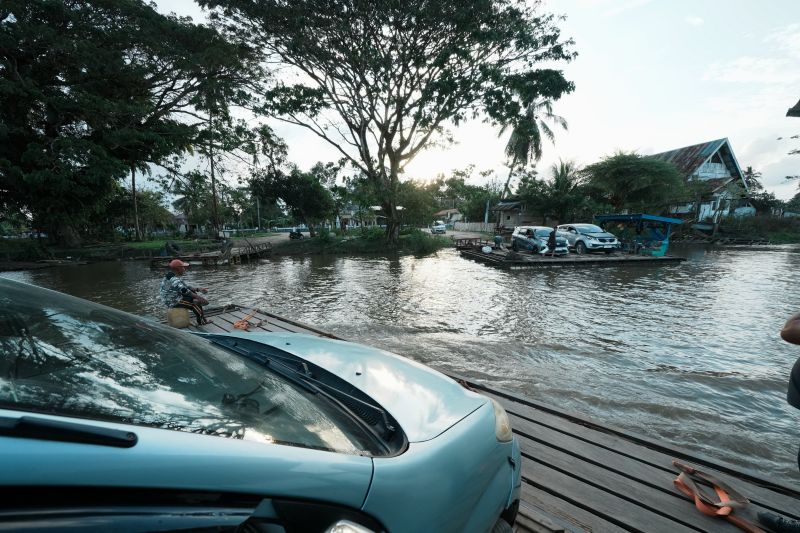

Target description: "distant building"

left=651, top=138, right=750, bottom=223
left=432, top=208, right=462, bottom=223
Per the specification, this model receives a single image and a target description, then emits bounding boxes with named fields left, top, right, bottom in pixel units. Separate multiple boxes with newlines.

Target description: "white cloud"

left=685, top=15, right=704, bottom=26
left=765, top=23, right=800, bottom=58
left=703, top=56, right=800, bottom=84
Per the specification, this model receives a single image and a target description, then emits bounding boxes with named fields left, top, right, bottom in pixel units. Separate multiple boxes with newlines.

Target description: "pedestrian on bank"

left=160, top=259, right=211, bottom=325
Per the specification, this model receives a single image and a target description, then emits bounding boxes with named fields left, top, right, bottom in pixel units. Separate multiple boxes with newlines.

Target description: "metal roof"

left=491, top=201, right=522, bottom=212
left=650, top=138, right=728, bottom=177
left=594, top=213, right=683, bottom=225
left=650, top=137, right=746, bottom=191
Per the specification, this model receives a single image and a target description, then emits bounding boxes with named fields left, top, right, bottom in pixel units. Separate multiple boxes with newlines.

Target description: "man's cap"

left=169, top=259, right=190, bottom=269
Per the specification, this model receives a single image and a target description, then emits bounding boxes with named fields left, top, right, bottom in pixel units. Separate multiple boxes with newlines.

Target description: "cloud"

left=703, top=56, right=800, bottom=85
left=685, top=15, right=704, bottom=26
left=765, top=23, right=800, bottom=58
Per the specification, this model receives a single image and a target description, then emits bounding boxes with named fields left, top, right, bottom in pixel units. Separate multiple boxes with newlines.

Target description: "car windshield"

left=575, top=224, right=603, bottom=233
left=534, top=229, right=552, bottom=238
left=0, top=280, right=385, bottom=456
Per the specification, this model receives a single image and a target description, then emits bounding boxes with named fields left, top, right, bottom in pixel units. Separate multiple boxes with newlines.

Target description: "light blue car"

left=0, top=279, right=521, bottom=532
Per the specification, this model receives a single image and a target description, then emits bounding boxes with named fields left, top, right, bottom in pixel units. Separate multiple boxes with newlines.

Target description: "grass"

left=272, top=228, right=453, bottom=255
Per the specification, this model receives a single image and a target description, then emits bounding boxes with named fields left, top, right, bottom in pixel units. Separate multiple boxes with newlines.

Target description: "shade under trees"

left=200, top=0, right=575, bottom=243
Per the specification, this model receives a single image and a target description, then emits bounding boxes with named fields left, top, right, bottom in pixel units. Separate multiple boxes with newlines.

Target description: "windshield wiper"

left=0, top=415, right=138, bottom=448
left=209, top=337, right=396, bottom=441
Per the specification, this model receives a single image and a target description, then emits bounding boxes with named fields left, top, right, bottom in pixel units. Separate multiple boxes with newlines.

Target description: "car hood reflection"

left=210, top=332, right=487, bottom=443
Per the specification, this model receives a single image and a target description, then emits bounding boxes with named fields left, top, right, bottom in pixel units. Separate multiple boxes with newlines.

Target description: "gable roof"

left=650, top=137, right=746, bottom=191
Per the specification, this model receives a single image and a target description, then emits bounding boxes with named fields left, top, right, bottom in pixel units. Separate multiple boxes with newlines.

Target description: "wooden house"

left=651, top=138, right=749, bottom=224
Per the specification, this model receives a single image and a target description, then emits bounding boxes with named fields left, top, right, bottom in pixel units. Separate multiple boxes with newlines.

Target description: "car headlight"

left=325, top=520, right=375, bottom=533
left=490, top=398, right=513, bottom=442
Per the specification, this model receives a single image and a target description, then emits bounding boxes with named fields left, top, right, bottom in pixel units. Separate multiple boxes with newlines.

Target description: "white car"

left=557, top=223, right=620, bottom=254
left=431, top=220, right=447, bottom=234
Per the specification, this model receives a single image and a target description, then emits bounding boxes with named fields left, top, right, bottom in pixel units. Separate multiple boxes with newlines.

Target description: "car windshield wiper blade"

left=0, top=415, right=138, bottom=448
left=209, top=337, right=396, bottom=440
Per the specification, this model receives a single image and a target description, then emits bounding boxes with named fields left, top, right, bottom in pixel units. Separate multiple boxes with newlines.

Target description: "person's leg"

left=174, top=298, right=206, bottom=325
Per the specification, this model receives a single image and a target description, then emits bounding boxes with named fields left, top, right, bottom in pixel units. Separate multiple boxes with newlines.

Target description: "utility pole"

left=256, top=196, right=261, bottom=230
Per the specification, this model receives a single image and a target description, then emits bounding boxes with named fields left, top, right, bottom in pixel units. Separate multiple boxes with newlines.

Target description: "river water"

left=3, top=244, right=800, bottom=484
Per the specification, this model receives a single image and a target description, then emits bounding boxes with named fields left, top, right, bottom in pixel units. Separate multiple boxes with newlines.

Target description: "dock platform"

left=150, top=242, right=271, bottom=268
left=184, top=305, right=799, bottom=532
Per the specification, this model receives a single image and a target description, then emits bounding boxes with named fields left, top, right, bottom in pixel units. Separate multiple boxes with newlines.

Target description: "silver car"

left=511, top=226, right=569, bottom=255
left=557, top=223, right=620, bottom=254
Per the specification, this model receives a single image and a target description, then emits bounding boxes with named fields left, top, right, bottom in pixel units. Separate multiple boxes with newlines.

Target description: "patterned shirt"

left=160, top=272, right=193, bottom=307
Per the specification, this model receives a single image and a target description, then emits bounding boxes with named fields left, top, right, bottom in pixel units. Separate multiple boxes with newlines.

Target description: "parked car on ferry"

left=0, top=278, right=521, bottom=533
left=556, top=223, right=620, bottom=254
left=511, top=226, right=569, bottom=255
left=430, top=220, right=447, bottom=234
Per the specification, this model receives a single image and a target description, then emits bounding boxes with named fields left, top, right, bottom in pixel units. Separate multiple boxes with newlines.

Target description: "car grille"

left=597, top=238, right=615, bottom=243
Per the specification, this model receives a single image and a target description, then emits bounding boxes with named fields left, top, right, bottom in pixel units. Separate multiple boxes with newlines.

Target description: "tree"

left=583, top=152, right=685, bottom=212
left=251, top=164, right=335, bottom=237
left=0, top=0, right=255, bottom=245
left=742, top=166, right=763, bottom=192
left=499, top=99, right=567, bottom=198
left=201, top=0, right=575, bottom=243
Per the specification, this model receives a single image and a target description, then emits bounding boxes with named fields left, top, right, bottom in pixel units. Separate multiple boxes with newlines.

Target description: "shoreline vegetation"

left=0, top=228, right=454, bottom=271
left=2, top=217, right=799, bottom=272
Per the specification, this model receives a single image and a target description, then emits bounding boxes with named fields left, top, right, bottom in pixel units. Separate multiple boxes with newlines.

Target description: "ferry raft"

left=184, top=304, right=800, bottom=533
left=456, top=239, right=685, bottom=269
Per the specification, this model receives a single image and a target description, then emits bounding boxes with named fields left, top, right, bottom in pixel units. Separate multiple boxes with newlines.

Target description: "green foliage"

left=500, top=99, right=568, bottom=197
left=582, top=152, right=686, bottom=212
left=251, top=163, right=335, bottom=235
left=0, top=0, right=257, bottom=245
left=719, top=216, right=800, bottom=244
left=273, top=227, right=451, bottom=255
left=516, top=160, right=587, bottom=223
left=201, top=0, right=575, bottom=241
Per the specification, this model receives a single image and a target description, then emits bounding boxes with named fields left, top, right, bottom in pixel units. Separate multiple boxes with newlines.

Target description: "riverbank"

left=271, top=228, right=453, bottom=255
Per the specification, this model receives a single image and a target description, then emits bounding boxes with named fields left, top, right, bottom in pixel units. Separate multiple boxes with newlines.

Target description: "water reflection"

left=4, top=244, right=800, bottom=483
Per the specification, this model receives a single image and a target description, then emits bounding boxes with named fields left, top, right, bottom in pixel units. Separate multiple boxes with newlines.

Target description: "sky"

left=155, top=0, right=800, bottom=199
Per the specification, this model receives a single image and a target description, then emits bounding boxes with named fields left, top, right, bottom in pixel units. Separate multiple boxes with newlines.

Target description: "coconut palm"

left=499, top=99, right=568, bottom=198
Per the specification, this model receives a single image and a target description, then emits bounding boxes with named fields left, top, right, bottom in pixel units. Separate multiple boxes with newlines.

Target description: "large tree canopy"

left=583, top=152, right=685, bottom=213
left=200, top=0, right=575, bottom=242
left=0, top=0, right=255, bottom=245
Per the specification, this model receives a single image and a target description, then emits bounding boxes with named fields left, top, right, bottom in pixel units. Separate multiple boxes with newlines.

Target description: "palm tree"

left=742, top=166, right=763, bottom=192
left=499, top=99, right=568, bottom=198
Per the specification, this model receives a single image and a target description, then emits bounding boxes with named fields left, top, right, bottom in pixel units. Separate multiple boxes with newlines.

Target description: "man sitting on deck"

left=757, top=313, right=800, bottom=532
left=160, top=259, right=211, bottom=326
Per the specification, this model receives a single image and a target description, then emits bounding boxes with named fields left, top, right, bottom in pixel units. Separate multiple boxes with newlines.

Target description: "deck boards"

left=178, top=305, right=800, bottom=532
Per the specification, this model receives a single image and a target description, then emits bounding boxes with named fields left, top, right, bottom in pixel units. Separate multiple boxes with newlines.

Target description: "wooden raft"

left=188, top=305, right=800, bottom=532
left=460, top=248, right=685, bottom=269
left=150, top=243, right=272, bottom=268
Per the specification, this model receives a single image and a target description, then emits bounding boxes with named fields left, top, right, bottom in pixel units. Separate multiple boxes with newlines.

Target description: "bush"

left=0, top=239, right=50, bottom=261
left=400, top=228, right=451, bottom=254
left=719, top=216, right=800, bottom=243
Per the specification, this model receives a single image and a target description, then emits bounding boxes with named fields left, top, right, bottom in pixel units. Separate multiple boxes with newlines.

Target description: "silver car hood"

left=211, top=332, right=487, bottom=443
left=585, top=232, right=617, bottom=239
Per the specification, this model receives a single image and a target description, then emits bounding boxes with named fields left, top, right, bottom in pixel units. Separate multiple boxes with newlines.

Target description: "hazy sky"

left=156, top=0, right=800, bottom=199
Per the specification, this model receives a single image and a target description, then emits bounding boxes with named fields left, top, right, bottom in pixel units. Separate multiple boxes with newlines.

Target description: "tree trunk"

left=383, top=200, right=400, bottom=245
left=131, top=166, right=141, bottom=241
left=209, top=111, right=220, bottom=236
left=501, top=154, right=519, bottom=199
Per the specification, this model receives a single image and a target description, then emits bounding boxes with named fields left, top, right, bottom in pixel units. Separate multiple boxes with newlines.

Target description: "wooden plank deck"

left=181, top=305, right=800, bottom=532
left=460, top=248, right=685, bottom=269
